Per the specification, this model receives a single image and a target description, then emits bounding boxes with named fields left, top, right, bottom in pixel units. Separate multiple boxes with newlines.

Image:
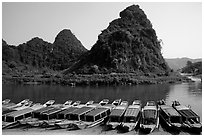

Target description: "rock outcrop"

left=65, top=5, right=170, bottom=75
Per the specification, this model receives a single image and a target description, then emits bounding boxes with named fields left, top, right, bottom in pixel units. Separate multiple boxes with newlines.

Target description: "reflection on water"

left=2, top=82, right=202, bottom=120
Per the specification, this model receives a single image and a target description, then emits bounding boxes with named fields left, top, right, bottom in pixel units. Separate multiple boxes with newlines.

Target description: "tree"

left=186, top=61, right=192, bottom=67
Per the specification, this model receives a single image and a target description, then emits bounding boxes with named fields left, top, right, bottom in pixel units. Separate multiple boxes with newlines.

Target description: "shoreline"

left=2, top=73, right=193, bottom=86
left=2, top=126, right=192, bottom=135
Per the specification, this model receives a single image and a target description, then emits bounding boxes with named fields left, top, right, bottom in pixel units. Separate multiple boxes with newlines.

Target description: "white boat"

left=14, top=101, right=33, bottom=111
left=117, top=100, right=141, bottom=132
left=2, top=99, right=11, bottom=105
left=140, top=101, right=159, bottom=134
left=112, top=99, right=122, bottom=106
left=5, top=99, right=30, bottom=109
left=43, top=100, right=55, bottom=107
left=105, top=101, right=128, bottom=130
left=99, top=99, right=109, bottom=106
left=72, top=101, right=81, bottom=106
left=85, top=100, right=94, bottom=106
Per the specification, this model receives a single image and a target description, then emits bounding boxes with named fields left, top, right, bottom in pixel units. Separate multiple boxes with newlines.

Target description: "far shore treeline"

left=2, top=5, right=201, bottom=86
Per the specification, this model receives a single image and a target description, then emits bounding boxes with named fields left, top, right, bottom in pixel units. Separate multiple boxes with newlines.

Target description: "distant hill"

left=65, top=5, right=170, bottom=75
left=165, top=58, right=202, bottom=71
left=2, top=29, right=87, bottom=71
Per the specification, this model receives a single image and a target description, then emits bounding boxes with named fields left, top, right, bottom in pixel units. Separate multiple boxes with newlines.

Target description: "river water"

left=2, top=81, right=202, bottom=121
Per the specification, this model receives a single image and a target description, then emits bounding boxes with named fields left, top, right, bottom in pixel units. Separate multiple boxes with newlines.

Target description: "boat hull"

left=159, top=115, right=181, bottom=133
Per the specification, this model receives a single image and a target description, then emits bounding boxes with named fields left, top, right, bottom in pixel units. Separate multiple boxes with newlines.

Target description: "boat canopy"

left=42, top=108, right=61, bottom=115
left=71, top=107, right=94, bottom=115
left=179, top=109, right=199, bottom=118
left=5, top=108, right=33, bottom=117
left=57, top=107, right=78, bottom=115
left=33, top=106, right=54, bottom=113
left=109, top=105, right=127, bottom=117
left=161, top=105, right=180, bottom=116
left=2, top=109, right=16, bottom=115
left=143, top=109, right=156, bottom=119
left=124, top=106, right=140, bottom=117
left=86, top=108, right=109, bottom=116
left=100, top=104, right=115, bottom=109
left=175, top=105, right=190, bottom=111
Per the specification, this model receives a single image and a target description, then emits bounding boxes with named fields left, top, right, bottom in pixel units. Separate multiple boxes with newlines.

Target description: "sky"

left=2, top=2, right=202, bottom=59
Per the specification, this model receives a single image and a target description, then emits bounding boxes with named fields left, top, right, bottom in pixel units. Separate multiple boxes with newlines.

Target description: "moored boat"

left=112, top=99, right=122, bottom=106
left=26, top=106, right=55, bottom=127
left=40, top=108, right=63, bottom=128
left=74, top=104, right=114, bottom=129
left=140, top=101, right=159, bottom=134
left=172, top=101, right=202, bottom=134
left=43, top=100, right=55, bottom=107
left=117, top=100, right=141, bottom=133
left=72, top=101, right=81, bottom=107
left=5, top=99, right=30, bottom=109
left=105, top=101, right=129, bottom=130
left=66, top=106, right=96, bottom=130
left=99, top=99, right=109, bottom=106
left=85, top=100, right=94, bottom=106
left=157, top=100, right=182, bottom=133
left=2, top=108, right=33, bottom=129
left=13, top=101, right=33, bottom=111
left=55, top=107, right=80, bottom=129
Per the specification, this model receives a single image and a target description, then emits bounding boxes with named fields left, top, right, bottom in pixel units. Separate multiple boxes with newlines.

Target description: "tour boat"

left=55, top=107, right=80, bottom=129
left=40, top=107, right=63, bottom=128
left=66, top=106, right=96, bottom=130
left=140, top=101, right=159, bottom=134
left=3, top=108, right=33, bottom=129
left=17, top=103, right=45, bottom=126
left=117, top=100, right=141, bottom=133
left=172, top=101, right=202, bottom=134
left=26, top=106, right=55, bottom=127
left=112, top=99, right=122, bottom=106
left=105, top=101, right=129, bottom=130
left=157, top=100, right=182, bottom=133
left=74, top=104, right=114, bottom=129
left=99, top=99, right=109, bottom=106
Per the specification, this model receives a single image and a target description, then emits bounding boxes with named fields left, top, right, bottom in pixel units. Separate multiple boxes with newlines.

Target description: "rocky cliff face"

left=65, top=5, right=170, bottom=75
left=51, top=29, right=87, bottom=70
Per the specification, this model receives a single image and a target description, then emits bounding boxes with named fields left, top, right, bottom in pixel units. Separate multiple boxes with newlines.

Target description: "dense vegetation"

left=181, top=61, right=202, bottom=75
left=64, top=5, right=170, bottom=75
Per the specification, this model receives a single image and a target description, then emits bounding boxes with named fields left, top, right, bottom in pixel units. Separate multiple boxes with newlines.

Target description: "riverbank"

left=2, top=126, right=193, bottom=135
left=2, top=72, right=193, bottom=86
